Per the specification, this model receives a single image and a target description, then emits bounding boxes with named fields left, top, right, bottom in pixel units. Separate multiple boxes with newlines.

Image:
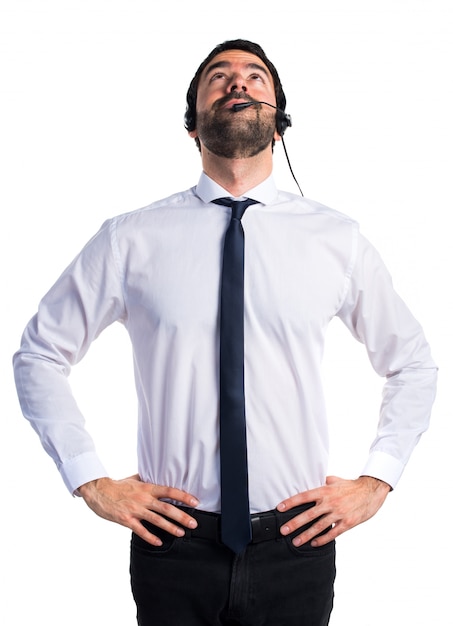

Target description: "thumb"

left=325, top=475, right=343, bottom=486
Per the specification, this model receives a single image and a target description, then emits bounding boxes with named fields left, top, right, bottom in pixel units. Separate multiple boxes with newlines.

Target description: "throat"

left=201, top=150, right=273, bottom=198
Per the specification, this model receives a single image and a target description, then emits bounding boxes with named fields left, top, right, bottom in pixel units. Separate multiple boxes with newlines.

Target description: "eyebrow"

left=203, top=60, right=271, bottom=79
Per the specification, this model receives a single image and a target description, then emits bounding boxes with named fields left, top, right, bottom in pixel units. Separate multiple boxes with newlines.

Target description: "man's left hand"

left=277, top=475, right=391, bottom=547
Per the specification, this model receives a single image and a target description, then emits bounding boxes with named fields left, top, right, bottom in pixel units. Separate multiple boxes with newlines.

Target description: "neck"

left=200, top=146, right=273, bottom=197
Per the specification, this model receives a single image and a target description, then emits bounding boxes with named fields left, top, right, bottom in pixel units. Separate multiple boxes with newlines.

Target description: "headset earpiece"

left=277, top=110, right=292, bottom=136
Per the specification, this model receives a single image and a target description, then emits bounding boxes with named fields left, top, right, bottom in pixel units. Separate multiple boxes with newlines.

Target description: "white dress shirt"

left=13, top=172, right=437, bottom=513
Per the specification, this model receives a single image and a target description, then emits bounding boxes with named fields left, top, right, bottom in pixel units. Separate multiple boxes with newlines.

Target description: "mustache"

left=214, top=91, right=260, bottom=110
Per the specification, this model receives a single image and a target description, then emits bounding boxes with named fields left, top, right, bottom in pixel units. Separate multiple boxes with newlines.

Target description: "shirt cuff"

left=361, top=450, right=405, bottom=490
left=59, top=452, right=109, bottom=495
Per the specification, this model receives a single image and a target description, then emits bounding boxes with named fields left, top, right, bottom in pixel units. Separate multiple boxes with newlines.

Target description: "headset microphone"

left=231, top=102, right=256, bottom=111
left=231, top=101, right=303, bottom=197
left=231, top=101, right=292, bottom=131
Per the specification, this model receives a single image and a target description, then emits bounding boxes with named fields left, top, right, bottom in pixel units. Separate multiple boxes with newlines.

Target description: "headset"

left=231, top=101, right=292, bottom=135
left=232, top=101, right=303, bottom=196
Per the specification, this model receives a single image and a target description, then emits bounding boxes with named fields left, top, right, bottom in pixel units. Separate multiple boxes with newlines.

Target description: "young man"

left=13, top=40, right=437, bottom=625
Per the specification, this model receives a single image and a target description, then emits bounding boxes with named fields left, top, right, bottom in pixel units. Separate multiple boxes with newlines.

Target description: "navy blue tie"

left=213, top=197, right=259, bottom=554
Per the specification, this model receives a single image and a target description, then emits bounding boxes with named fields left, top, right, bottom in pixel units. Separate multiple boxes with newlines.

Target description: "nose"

left=229, top=73, right=247, bottom=93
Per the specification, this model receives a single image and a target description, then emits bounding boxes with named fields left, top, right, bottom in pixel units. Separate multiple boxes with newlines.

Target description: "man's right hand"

left=77, top=474, right=199, bottom=545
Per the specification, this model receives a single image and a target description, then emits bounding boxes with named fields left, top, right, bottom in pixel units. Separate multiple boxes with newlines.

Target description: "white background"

left=1, top=1, right=451, bottom=624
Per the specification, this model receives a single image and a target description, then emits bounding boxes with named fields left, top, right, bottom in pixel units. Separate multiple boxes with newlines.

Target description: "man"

left=13, top=39, right=437, bottom=625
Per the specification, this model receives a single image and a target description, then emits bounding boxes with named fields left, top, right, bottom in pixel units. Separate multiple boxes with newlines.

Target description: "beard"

left=196, top=101, right=276, bottom=159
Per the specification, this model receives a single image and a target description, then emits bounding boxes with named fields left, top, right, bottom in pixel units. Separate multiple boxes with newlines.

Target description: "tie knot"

left=212, top=197, right=259, bottom=220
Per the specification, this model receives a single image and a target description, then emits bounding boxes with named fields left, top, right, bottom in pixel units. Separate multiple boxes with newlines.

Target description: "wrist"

left=359, top=475, right=392, bottom=493
left=77, top=476, right=110, bottom=498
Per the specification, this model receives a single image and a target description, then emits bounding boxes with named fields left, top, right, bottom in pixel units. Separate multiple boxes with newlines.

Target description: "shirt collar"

left=195, top=171, right=278, bottom=205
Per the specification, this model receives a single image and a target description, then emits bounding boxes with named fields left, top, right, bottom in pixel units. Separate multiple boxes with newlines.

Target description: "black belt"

left=179, top=503, right=316, bottom=545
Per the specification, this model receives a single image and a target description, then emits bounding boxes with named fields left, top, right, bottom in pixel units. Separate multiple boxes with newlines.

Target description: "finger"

left=147, top=501, right=199, bottom=532
left=277, top=488, right=320, bottom=512
left=147, top=484, right=200, bottom=509
left=128, top=482, right=200, bottom=527
left=310, top=525, right=339, bottom=547
left=122, top=504, right=192, bottom=544
left=290, top=515, right=335, bottom=547
left=280, top=492, right=330, bottom=535
left=128, top=517, right=166, bottom=546
left=141, top=508, right=189, bottom=538
left=279, top=506, right=322, bottom=537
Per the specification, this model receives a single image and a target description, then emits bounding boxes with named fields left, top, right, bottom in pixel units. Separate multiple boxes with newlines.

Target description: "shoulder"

left=275, top=190, right=359, bottom=227
left=112, top=187, right=200, bottom=226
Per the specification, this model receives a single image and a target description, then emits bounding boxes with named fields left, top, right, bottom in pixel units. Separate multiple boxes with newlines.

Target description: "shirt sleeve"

left=13, top=219, right=126, bottom=494
left=336, top=233, right=437, bottom=488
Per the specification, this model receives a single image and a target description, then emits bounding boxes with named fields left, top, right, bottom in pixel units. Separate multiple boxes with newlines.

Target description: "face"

left=190, top=50, right=279, bottom=159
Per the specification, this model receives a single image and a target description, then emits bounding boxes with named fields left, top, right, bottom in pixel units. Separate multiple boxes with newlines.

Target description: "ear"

left=273, top=129, right=282, bottom=142
left=188, top=129, right=198, bottom=139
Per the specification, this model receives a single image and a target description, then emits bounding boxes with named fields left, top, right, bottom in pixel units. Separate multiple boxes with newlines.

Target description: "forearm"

left=13, top=341, right=108, bottom=493
left=365, top=365, right=437, bottom=488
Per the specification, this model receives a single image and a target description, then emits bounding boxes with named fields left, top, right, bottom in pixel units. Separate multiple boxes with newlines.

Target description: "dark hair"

left=184, top=39, right=287, bottom=142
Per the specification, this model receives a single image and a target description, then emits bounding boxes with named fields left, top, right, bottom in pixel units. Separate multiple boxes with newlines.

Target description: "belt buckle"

left=250, top=512, right=277, bottom=544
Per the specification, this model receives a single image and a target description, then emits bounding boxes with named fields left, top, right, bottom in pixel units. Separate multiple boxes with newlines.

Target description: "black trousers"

left=130, top=505, right=335, bottom=626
